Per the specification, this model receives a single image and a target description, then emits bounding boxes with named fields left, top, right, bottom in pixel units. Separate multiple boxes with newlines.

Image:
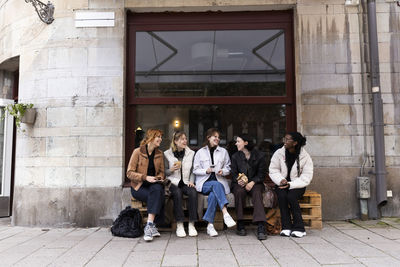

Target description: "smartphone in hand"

left=209, top=164, right=215, bottom=172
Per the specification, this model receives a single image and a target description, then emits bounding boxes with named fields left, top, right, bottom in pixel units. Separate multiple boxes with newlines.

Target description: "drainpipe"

left=366, top=0, right=387, bottom=209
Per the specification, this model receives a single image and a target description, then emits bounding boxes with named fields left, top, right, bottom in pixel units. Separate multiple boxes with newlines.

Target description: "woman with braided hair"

left=269, top=132, right=313, bottom=238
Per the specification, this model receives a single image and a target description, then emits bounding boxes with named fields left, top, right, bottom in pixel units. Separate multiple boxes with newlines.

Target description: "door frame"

left=126, top=10, right=296, bottom=172
left=0, top=99, right=15, bottom=217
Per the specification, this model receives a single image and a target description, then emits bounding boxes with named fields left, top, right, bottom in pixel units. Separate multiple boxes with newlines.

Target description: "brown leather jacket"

left=126, top=145, right=165, bottom=190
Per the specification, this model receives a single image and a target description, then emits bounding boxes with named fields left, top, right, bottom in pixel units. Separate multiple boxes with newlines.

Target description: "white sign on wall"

left=75, top=11, right=115, bottom=28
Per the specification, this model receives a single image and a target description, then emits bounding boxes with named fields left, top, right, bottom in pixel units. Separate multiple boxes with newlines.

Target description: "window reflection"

left=135, top=30, right=286, bottom=97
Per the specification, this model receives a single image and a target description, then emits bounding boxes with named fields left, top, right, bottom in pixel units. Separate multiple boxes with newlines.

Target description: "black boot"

left=257, top=222, right=266, bottom=240
left=236, top=220, right=247, bottom=236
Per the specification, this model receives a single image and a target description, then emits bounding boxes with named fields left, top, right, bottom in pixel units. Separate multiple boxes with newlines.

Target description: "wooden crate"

left=299, top=191, right=322, bottom=229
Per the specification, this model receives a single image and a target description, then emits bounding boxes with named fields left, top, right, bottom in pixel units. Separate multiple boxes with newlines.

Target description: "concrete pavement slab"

left=340, top=229, right=390, bottom=243
left=85, top=239, right=137, bottom=267
left=326, top=221, right=363, bottom=230
left=262, top=236, right=320, bottom=267
left=357, top=256, right=400, bottom=267
left=198, top=249, right=238, bottom=267
left=367, top=227, right=400, bottom=240
left=124, top=250, right=164, bottom=266
left=291, top=234, right=330, bottom=244
left=0, top=219, right=399, bottom=266
left=198, top=233, right=230, bottom=250
left=162, top=254, right=198, bottom=266
left=329, top=240, right=388, bottom=258
left=230, top=243, right=278, bottom=266
left=49, top=228, right=112, bottom=266
left=165, top=240, right=197, bottom=255
left=267, top=248, right=321, bottom=267
left=299, top=242, right=359, bottom=265
left=367, top=241, right=400, bottom=260
left=226, top=230, right=263, bottom=245
left=0, top=228, right=75, bottom=266
left=0, top=227, right=27, bottom=241
left=13, top=248, right=68, bottom=267
left=380, top=218, right=400, bottom=229
left=133, top=233, right=170, bottom=251
left=318, top=227, right=358, bottom=243
left=0, top=228, right=47, bottom=253
left=45, top=228, right=99, bottom=249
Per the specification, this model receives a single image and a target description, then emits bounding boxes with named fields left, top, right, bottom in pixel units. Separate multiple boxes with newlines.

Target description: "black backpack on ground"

left=111, top=206, right=143, bottom=238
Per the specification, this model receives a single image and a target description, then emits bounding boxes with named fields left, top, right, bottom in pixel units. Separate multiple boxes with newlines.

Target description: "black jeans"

left=275, top=187, right=306, bottom=232
left=131, top=181, right=165, bottom=224
left=232, top=183, right=266, bottom=223
left=170, top=184, right=198, bottom=222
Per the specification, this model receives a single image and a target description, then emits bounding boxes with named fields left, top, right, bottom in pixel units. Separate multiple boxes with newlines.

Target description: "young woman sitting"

left=126, top=129, right=165, bottom=242
left=164, top=131, right=198, bottom=237
left=269, top=132, right=313, bottom=238
left=193, top=128, right=236, bottom=237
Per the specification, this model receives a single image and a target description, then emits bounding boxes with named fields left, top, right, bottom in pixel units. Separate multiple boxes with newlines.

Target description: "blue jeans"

left=201, top=180, right=229, bottom=223
left=131, top=182, right=165, bottom=224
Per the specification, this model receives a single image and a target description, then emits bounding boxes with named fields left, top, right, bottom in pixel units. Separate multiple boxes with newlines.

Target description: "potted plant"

left=2, top=103, right=36, bottom=130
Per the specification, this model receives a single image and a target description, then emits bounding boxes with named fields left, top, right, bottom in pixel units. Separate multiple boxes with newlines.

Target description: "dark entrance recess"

left=126, top=11, right=295, bottom=183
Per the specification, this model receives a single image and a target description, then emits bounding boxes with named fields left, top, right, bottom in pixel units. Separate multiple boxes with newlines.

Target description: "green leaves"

left=1, top=103, right=34, bottom=130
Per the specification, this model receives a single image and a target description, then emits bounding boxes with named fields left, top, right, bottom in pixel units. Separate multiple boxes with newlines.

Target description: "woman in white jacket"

left=193, top=128, right=236, bottom=237
left=164, top=131, right=198, bottom=238
left=269, top=132, right=313, bottom=238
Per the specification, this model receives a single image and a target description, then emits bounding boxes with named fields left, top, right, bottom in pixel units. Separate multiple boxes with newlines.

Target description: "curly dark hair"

left=286, top=132, right=307, bottom=177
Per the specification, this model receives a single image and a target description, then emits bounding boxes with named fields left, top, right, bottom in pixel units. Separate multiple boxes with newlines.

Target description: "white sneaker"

left=291, top=231, right=306, bottom=238
left=207, top=223, right=218, bottom=237
left=188, top=222, right=198, bottom=237
left=176, top=222, right=186, bottom=238
left=280, top=229, right=291, bottom=237
left=223, top=213, right=236, bottom=228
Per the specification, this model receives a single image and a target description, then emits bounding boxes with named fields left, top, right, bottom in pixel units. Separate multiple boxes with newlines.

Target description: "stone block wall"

left=0, top=0, right=126, bottom=226
left=296, top=0, right=400, bottom=219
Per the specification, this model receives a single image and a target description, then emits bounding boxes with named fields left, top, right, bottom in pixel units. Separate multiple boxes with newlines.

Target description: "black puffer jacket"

left=231, top=149, right=267, bottom=185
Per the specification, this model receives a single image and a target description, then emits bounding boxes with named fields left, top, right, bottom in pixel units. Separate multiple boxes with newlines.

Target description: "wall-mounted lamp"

left=174, top=120, right=180, bottom=128
left=345, top=0, right=359, bottom=6
left=25, top=0, right=55, bottom=24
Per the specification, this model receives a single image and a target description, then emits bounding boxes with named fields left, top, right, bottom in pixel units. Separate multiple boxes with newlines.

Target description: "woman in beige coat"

left=127, top=129, right=165, bottom=242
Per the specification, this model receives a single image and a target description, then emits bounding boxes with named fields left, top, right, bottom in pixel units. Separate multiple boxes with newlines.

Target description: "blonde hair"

left=170, top=131, right=187, bottom=152
left=140, top=129, right=163, bottom=146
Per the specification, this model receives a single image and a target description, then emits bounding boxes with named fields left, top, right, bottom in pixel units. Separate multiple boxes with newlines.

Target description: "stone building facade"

left=0, top=0, right=399, bottom=226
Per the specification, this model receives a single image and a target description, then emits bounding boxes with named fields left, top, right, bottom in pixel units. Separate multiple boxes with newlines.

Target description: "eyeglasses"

left=282, top=137, right=293, bottom=143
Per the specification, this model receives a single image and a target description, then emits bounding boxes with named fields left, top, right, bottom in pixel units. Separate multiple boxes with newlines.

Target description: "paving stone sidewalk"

left=0, top=217, right=400, bottom=266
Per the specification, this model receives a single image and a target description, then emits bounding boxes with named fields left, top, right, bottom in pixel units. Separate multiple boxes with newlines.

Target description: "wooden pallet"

left=299, top=191, right=322, bottom=229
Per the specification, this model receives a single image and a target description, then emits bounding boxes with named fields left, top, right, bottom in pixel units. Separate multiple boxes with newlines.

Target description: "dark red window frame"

left=126, top=10, right=296, bottom=173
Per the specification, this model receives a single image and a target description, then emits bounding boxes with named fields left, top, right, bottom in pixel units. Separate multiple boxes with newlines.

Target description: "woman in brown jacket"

left=127, top=129, right=165, bottom=242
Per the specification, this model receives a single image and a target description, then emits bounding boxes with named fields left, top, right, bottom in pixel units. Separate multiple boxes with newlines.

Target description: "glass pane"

left=135, top=30, right=286, bottom=97
left=134, top=104, right=286, bottom=166
left=0, top=108, right=4, bottom=195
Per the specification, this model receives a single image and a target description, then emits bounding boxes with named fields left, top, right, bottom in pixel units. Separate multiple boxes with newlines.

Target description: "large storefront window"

left=135, top=104, right=286, bottom=151
left=126, top=11, right=295, bottom=172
